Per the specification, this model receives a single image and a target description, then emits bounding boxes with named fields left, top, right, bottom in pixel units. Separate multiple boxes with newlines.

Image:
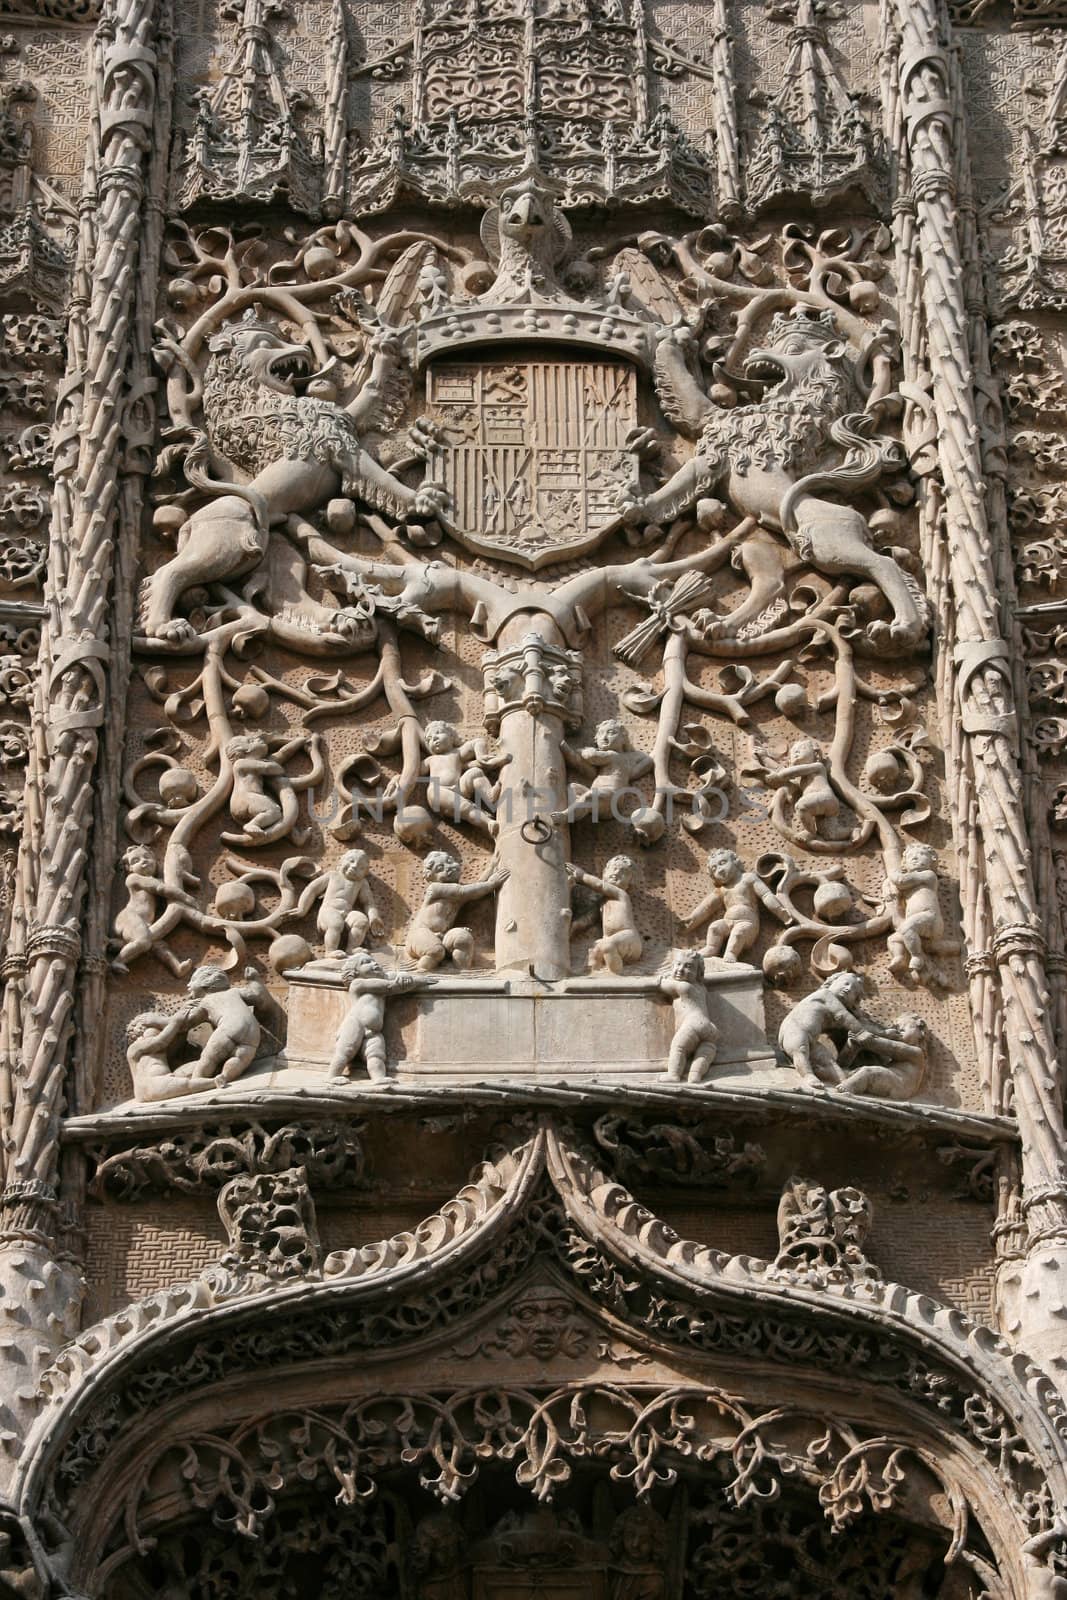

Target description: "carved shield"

left=425, top=357, right=639, bottom=568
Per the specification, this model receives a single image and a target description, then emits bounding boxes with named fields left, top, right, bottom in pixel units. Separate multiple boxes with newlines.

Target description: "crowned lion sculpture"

left=140, top=313, right=449, bottom=644
left=621, top=306, right=927, bottom=650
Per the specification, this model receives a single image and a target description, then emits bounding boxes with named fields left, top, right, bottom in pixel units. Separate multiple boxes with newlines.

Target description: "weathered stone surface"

left=2, top=0, right=1067, bottom=1592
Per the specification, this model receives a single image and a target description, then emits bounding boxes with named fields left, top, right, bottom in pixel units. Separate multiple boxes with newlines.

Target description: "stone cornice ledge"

left=62, top=1080, right=1018, bottom=1151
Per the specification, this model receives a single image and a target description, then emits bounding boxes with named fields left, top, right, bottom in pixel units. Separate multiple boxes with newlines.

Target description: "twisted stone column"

left=893, top=0, right=1067, bottom=1376
left=0, top=0, right=167, bottom=1473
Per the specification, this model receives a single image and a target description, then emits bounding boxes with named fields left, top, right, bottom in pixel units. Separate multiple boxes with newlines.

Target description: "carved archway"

left=16, top=1123, right=1067, bottom=1597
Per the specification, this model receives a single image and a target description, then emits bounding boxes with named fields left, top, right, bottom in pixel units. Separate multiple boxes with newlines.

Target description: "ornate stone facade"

left=3, top=0, right=1067, bottom=1593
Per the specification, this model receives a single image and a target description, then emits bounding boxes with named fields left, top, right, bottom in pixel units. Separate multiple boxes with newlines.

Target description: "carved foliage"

left=86, top=1120, right=366, bottom=1200
left=591, top=1115, right=766, bottom=1188
left=121, top=1383, right=967, bottom=1561
left=214, top=1165, right=321, bottom=1283
left=769, top=1175, right=880, bottom=1289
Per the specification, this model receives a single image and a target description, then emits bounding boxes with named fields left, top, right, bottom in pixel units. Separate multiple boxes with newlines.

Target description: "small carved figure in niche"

left=422, top=720, right=505, bottom=835
left=126, top=1011, right=199, bottom=1102
left=111, top=844, right=194, bottom=977
left=568, top=855, right=643, bottom=973
left=329, top=951, right=432, bottom=1081
left=561, top=718, right=653, bottom=823
left=316, top=848, right=385, bottom=957
left=476, top=1507, right=600, bottom=1567
left=659, top=950, right=718, bottom=1084
left=884, top=842, right=960, bottom=987
left=417, top=252, right=450, bottom=316
left=763, top=737, right=840, bottom=841
left=405, top=851, right=509, bottom=971
left=610, top=1505, right=668, bottom=1600
left=682, top=847, right=790, bottom=963
left=777, top=971, right=873, bottom=1092
left=548, top=662, right=577, bottom=702
left=410, top=1513, right=468, bottom=1600
left=830, top=1011, right=927, bottom=1101
left=179, top=964, right=265, bottom=1085
left=224, top=731, right=318, bottom=845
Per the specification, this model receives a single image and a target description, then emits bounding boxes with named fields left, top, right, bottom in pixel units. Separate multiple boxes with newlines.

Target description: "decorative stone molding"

left=2, top=0, right=1067, bottom=1588
left=23, top=1124, right=1067, bottom=1555
left=85, top=1119, right=366, bottom=1199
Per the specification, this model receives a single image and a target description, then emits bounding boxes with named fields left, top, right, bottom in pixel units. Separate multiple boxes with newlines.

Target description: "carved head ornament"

left=206, top=308, right=312, bottom=396
left=339, top=848, right=370, bottom=879
left=603, top=854, right=634, bottom=887
left=670, top=949, right=705, bottom=982
left=187, top=964, right=230, bottom=996
left=341, top=949, right=384, bottom=980
left=481, top=177, right=571, bottom=265
left=424, top=849, right=461, bottom=883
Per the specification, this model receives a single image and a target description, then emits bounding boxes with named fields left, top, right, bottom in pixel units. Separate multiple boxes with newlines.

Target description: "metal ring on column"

left=520, top=816, right=554, bottom=845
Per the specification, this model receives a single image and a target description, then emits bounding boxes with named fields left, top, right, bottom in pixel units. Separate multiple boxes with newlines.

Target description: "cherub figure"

left=410, top=1513, right=469, bottom=1600
left=316, top=848, right=385, bottom=957
left=421, top=720, right=506, bottom=835
left=683, top=847, right=791, bottom=964
left=568, top=855, right=643, bottom=973
left=329, top=950, right=435, bottom=1081
left=223, top=731, right=321, bottom=846
left=178, top=964, right=266, bottom=1085
left=404, top=851, right=509, bottom=971
left=560, top=718, right=653, bottom=824
left=777, top=971, right=875, bottom=1092
left=884, top=843, right=960, bottom=987
left=762, top=737, right=840, bottom=841
left=111, top=844, right=194, bottom=977
left=126, top=1011, right=199, bottom=1102
left=125, top=966, right=271, bottom=1100
left=659, top=950, right=719, bottom=1084
left=830, top=1011, right=927, bottom=1101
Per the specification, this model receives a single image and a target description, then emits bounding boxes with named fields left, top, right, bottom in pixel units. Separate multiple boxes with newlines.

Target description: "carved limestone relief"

left=84, top=179, right=975, bottom=1111
left=9, top=0, right=1067, bottom=1580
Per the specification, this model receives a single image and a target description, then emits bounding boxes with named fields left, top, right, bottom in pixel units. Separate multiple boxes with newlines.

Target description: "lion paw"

left=408, top=416, right=446, bottom=459
left=866, top=617, right=925, bottom=654
left=413, top=486, right=451, bottom=519
left=615, top=496, right=646, bottom=528
left=330, top=609, right=377, bottom=646
left=146, top=617, right=198, bottom=644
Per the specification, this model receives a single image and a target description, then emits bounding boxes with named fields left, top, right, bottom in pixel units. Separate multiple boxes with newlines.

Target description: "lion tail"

left=183, top=429, right=270, bottom=534
left=780, top=413, right=904, bottom=534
